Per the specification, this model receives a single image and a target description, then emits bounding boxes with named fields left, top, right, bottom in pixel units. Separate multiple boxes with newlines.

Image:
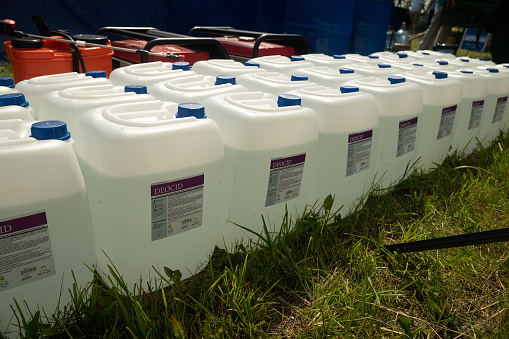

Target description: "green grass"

left=2, top=63, right=509, bottom=338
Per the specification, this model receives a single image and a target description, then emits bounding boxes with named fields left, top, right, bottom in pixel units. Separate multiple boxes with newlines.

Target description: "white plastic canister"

left=109, top=61, right=197, bottom=88
left=418, top=60, right=462, bottom=72
left=0, top=93, right=34, bottom=120
left=418, top=50, right=457, bottom=60
left=15, top=72, right=111, bottom=119
left=342, top=63, right=401, bottom=78
left=345, top=76, right=423, bottom=189
left=0, top=119, right=36, bottom=139
left=237, top=72, right=316, bottom=96
left=300, top=54, right=353, bottom=68
left=456, top=56, right=496, bottom=67
left=203, top=92, right=318, bottom=251
left=291, top=66, right=363, bottom=89
left=149, top=75, right=247, bottom=104
left=401, top=70, right=463, bottom=171
left=73, top=100, right=224, bottom=291
left=247, top=55, right=314, bottom=76
left=463, top=68, right=509, bottom=146
left=38, top=84, right=156, bottom=133
left=0, top=121, right=95, bottom=338
left=286, top=85, right=379, bottom=215
left=191, top=59, right=267, bottom=77
left=447, top=70, right=489, bottom=154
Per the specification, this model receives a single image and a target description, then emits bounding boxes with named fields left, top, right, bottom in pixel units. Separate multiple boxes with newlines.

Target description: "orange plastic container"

left=4, top=35, right=113, bottom=83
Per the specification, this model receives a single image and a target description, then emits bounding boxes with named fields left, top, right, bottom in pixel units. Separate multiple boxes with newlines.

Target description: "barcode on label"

left=20, top=267, right=36, bottom=275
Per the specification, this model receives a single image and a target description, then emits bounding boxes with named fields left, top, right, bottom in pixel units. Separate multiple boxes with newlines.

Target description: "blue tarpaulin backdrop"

left=2, top=0, right=394, bottom=55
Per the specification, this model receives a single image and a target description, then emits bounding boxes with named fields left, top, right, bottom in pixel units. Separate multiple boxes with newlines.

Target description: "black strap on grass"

left=385, top=227, right=509, bottom=253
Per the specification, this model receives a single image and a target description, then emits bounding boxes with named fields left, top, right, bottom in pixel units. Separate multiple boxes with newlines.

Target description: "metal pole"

left=385, top=227, right=509, bottom=253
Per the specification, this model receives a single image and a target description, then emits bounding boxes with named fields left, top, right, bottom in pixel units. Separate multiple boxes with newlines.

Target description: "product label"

left=346, top=129, right=373, bottom=177
left=492, top=96, right=507, bottom=123
left=265, top=153, right=306, bottom=207
left=437, top=105, right=457, bottom=140
left=151, top=174, right=204, bottom=241
left=0, top=211, right=56, bottom=292
left=468, top=100, right=484, bottom=130
left=396, top=117, right=418, bottom=157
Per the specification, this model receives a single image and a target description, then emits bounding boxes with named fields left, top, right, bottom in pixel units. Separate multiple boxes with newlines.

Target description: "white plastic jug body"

left=247, top=55, right=314, bottom=76
left=447, top=71, right=489, bottom=154
left=0, top=136, right=95, bottom=337
left=73, top=100, right=224, bottom=291
left=344, top=76, right=423, bottom=189
left=343, top=63, right=401, bottom=78
left=301, top=54, right=352, bottom=68
left=192, top=59, right=267, bottom=76
left=237, top=72, right=316, bottom=96
left=287, top=85, right=380, bottom=215
left=15, top=72, right=111, bottom=119
left=38, top=84, right=157, bottom=133
left=292, top=66, right=363, bottom=89
left=109, top=61, right=197, bottom=88
left=149, top=74, right=247, bottom=104
left=203, top=92, right=319, bottom=251
left=401, top=70, right=463, bottom=171
left=465, top=68, right=509, bottom=146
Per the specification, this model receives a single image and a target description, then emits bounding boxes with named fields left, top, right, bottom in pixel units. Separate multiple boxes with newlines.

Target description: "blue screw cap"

left=172, top=62, right=191, bottom=71
left=422, top=52, right=430, bottom=55
left=290, top=55, right=305, bottom=62
left=488, top=68, right=499, bottom=73
left=215, top=75, right=236, bottom=85
left=388, top=76, right=405, bottom=84
left=333, top=55, right=346, bottom=59
left=124, top=85, right=148, bottom=94
left=368, top=55, right=380, bottom=59
left=0, top=76, right=15, bottom=88
left=433, top=71, right=448, bottom=79
left=460, top=70, right=473, bottom=74
left=437, top=60, right=448, bottom=65
left=291, top=74, right=308, bottom=81
left=459, top=58, right=470, bottom=62
left=245, top=61, right=260, bottom=68
left=413, top=63, right=424, bottom=67
left=397, top=52, right=408, bottom=58
left=339, top=68, right=354, bottom=74
left=277, top=94, right=301, bottom=107
left=340, top=86, right=359, bottom=94
left=378, top=63, right=391, bottom=68
left=176, top=103, right=206, bottom=119
left=30, top=120, right=71, bottom=141
left=477, top=57, right=487, bottom=61
left=85, top=70, right=107, bottom=78
left=0, top=93, right=29, bottom=107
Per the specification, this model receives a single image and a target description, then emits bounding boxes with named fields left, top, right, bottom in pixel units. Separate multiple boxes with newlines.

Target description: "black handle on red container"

left=187, top=26, right=310, bottom=57
left=95, top=26, right=229, bottom=60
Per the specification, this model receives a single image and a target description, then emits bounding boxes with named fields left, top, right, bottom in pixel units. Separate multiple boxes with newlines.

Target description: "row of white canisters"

left=2, top=50, right=509, bottom=337
left=0, top=68, right=318, bottom=338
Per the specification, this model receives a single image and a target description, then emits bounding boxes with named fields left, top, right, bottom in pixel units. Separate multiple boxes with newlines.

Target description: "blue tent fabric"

left=2, top=0, right=287, bottom=53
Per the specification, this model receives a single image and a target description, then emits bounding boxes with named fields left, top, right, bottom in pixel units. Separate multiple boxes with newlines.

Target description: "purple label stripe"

left=348, top=130, right=373, bottom=144
left=442, top=105, right=457, bottom=115
left=473, top=100, right=484, bottom=107
left=270, top=153, right=306, bottom=170
left=151, top=174, right=204, bottom=197
left=498, top=97, right=508, bottom=103
left=0, top=212, right=47, bottom=234
left=399, top=117, right=418, bottom=130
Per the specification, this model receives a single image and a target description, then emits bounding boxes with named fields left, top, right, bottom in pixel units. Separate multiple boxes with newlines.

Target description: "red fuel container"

left=4, top=35, right=113, bottom=83
left=111, top=39, right=209, bottom=67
